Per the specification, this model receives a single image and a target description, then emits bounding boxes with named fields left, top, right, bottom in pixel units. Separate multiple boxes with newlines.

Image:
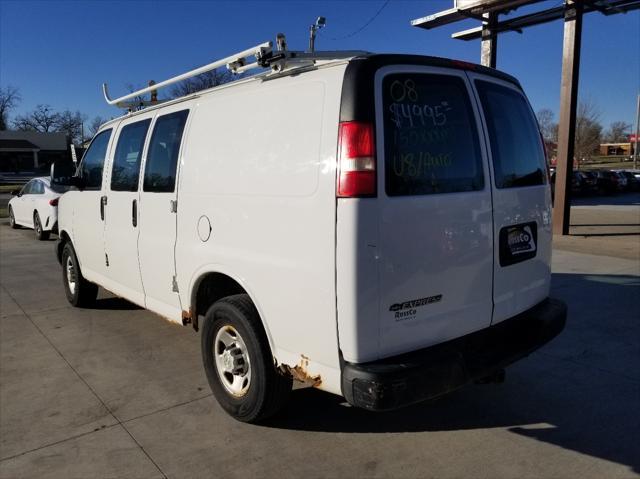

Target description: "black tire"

left=34, top=212, right=50, bottom=241
left=61, top=242, right=98, bottom=307
left=8, top=206, right=19, bottom=229
left=201, top=294, right=292, bottom=423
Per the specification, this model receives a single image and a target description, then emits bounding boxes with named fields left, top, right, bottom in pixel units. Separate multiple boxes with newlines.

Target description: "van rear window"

left=382, top=73, right=484, bottom=196
left=475, top=80, right=547, bottom=188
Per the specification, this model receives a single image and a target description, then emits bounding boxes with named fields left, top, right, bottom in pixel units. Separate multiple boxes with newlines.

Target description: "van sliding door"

left=137, top=109, right=189, bottom=321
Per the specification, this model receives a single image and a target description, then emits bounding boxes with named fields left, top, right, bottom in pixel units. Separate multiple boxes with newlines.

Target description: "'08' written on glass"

left=388, top=79, right=453, bottom=129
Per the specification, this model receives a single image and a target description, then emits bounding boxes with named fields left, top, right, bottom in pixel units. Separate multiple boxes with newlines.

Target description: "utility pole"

left=552, top=0, right=583, bottom=236
left=634, top=93, right=639, bottom=169
left=481, top=12, right=498, bottom=68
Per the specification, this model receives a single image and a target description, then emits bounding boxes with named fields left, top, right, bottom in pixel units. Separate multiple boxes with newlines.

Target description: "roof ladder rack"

left=102, top=41, right=273, bottom=108
left=102, top=33, right=369, bottom=110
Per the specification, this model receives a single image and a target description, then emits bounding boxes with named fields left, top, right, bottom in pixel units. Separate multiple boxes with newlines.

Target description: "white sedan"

left=8, top=177, right=68, bottom=240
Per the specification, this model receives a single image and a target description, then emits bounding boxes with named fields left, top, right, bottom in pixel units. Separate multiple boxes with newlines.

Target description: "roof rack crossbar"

left=102, top=41, right=273, bottom=106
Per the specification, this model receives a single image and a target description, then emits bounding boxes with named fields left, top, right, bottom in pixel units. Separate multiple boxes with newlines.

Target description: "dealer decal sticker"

left=389, top=294, right=442, bottom=321
left=507, top=225, right=536, bottom=255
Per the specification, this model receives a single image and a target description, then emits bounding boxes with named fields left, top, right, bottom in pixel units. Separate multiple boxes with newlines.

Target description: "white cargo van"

left=52, top=42, right=566, bottom=423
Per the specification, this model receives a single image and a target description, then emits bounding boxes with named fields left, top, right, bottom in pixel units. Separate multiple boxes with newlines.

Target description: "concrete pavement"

left=0, top=215, right=639, bottom=478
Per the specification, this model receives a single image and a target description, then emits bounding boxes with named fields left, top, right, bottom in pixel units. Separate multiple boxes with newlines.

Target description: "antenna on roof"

left=276, top=33, right=287, bottom=52
left=309, top=17, right=326, bottom=53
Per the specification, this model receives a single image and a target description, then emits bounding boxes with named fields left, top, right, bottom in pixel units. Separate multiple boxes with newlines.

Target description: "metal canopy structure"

left=449, top=0, right=640, bottom=40
left=413, top=0, right=639, bottom=38
left=411, top=0, right=640, bottom=236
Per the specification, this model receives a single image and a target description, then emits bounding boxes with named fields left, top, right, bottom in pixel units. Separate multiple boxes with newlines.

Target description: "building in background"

left=599, top=143, right=633, bottom=156
left=0, top=131, right=69, bottom=181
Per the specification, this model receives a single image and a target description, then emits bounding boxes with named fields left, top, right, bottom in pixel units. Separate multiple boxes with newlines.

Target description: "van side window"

left=383, top=74, right=484, bottom=196
left=143, top=110, right=189, bottom=192
left=111, top=119, right=151, bottom=192
left=475, top=81, right=547, bottom=188
left=80, top=129, right=112, bottom=190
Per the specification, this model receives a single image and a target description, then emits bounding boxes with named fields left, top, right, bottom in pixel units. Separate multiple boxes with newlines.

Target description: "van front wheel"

left=61, top=243, right=98, bottom=307
left=201, top=294, right=292, bottom=423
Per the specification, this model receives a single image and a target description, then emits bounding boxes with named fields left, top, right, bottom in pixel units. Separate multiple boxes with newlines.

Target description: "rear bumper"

left=341, top=297, right=567, bottom=411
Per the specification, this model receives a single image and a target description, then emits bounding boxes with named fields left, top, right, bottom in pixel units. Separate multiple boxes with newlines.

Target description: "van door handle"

left=132, top=199, right=137, bottom=227
left=100, top=195, right=107, bottom=221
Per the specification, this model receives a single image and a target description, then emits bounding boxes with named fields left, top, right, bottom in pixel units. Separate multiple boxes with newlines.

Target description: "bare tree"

left=55, top=109, right=87, bottom=144
left=536, top=108, right=558, bottom=159
left=603, top=120, right=632, bottom=143
left=13, top=104, right=59, bottom=132
left=536, top=108, right=558, bottom=143
left=0, top=86, right=21, bottom=130
left=574, top=99, right=602, bottom=164
left=88, top=116, right=106, bottom=137
left=170, top=70, right=236, bottom=98
left=12, top=105, right=88, bottom=144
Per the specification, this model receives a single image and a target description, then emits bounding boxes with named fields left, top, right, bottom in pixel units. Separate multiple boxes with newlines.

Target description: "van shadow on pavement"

left=265, top=272, right=640, bottom=474
left=92, top=296, right=142, bottom=311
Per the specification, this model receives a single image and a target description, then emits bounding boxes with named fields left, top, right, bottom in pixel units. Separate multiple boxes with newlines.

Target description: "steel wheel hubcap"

left=214, top=325, right=251, bottom=397
left=66, top=256, right=76, bottom=295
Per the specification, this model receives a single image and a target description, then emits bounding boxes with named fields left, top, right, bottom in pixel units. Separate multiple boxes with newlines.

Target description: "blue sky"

left=1, top=0, right=638, bottom=130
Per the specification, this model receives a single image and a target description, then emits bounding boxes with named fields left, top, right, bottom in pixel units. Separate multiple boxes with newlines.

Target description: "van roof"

left=97, top=52, right=519, bottom=131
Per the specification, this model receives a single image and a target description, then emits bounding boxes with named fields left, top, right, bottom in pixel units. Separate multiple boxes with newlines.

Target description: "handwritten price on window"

left=392, top=152, right=453, bottom=177
left=388, top=79, right=453, bottom=128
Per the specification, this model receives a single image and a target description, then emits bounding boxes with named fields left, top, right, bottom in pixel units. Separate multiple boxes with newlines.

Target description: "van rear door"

left=374, top=66, right=494, bottom=358
left=468, top=73, right=552, bottom=324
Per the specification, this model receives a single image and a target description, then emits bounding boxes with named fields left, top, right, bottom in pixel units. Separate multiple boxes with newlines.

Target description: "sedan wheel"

left=34, top=212, right=50, bottom=241
left=8, top=207, right=19, bottom=229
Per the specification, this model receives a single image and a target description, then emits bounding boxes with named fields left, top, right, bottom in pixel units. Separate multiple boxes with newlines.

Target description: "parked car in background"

left=576, top=171, right=598, bottom=194
left=612, top=171, right=628, bottom=190
left=8, top=177, right=68, bottom=240
left=589, top=170, right=620, bottom=195
left=550, top=170, right=587, bottom=199
left=614, top=170, right=640, bottom=191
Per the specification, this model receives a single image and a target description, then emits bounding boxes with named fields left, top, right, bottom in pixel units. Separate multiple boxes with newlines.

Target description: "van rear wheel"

left=61, top=243, right=98, bottom=307
left=201, top=294, right=292, bottom=423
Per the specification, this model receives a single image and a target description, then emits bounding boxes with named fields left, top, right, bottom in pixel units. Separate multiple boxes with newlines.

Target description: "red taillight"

left=337, top=121, right=376, bottom=198
left=49, top=198, right=59, bottom=206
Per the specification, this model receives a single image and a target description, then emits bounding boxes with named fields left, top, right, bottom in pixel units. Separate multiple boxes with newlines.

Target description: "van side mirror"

left=10, top=188, right=21, bottom=196
left=51, top=160, right=82, bottom=189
